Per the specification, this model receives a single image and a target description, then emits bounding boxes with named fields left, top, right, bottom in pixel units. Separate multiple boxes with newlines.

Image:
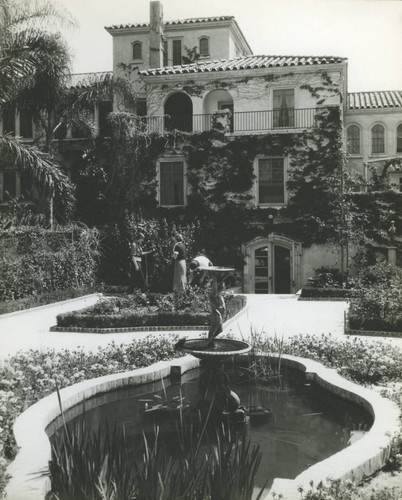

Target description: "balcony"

left=141, top=108, right=318, bottom=134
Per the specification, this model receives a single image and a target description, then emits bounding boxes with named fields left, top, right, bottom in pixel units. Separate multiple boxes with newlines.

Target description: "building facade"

left=1, top=1, right=401, bottom=292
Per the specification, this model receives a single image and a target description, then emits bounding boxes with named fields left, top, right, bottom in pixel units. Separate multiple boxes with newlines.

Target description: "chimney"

left=149, top=1, right=164, bottom=68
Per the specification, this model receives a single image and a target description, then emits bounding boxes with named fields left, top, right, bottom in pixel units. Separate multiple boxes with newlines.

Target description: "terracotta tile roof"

left=68, top=71, right=113, bottom=88
left=140, top=54, right=347, bottom=76
left=348, top=91, right=402, bottom=109
left=105, top=15, right=235, bottom=31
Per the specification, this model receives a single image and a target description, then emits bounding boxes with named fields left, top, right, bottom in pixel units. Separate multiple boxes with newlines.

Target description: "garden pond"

left=49, top=363, right=373, bottom=494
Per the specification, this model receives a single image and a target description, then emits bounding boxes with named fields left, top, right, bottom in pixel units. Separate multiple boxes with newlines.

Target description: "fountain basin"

left=176, top=338, right=252, bottom=358
left=6, top=354, right=400, bottom=500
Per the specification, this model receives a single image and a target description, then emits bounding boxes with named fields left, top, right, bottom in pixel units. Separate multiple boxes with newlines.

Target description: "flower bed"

left=0, top=335, right=180, bottom=498
left=56, top=290, right=247, bottom=330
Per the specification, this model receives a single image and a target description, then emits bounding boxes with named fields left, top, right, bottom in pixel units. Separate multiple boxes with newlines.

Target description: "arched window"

left=347, top=125, right=361, bottom=154
left=199, top=37, right=209, bottom=57
left=371, top=124, right=385, bottom=154
left=397, top=124, right=402, bottom=153
left=132, top=42, right=142, bottom=60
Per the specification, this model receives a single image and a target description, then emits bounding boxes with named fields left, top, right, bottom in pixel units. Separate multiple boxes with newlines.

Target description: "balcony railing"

left=142, top=108, right=318, bottom=134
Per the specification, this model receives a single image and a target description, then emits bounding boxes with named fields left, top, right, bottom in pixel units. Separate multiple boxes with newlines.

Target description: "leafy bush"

left=349, top=263, right=402, bottom=332
left=0, top=227, right=100, bottom=302
left=308, top=267, right=345, bottom=288
left=0, top=335, right=180, bottom=497
left=0, top=287, right=97, bottom=315
left=56, top=289, right=247, bottom=329
left=252, top=332, right=402, bottom=385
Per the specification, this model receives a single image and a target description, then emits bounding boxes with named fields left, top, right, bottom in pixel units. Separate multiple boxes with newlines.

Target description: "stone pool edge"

left=263, top=353, right=400, bottom=500
left=6, top=353, right=399, bottom=500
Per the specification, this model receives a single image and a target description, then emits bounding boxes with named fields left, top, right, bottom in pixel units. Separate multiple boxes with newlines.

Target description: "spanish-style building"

left=1, top=1, right=401, bottom=293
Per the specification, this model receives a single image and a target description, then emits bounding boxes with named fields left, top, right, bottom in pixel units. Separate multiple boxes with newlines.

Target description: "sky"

left=55, top=0, right=402, bottom=93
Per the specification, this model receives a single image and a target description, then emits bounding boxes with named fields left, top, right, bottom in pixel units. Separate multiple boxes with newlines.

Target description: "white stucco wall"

left=301, top=243, right=341, bottom=285
left=145, top=67, right=344, bottom=119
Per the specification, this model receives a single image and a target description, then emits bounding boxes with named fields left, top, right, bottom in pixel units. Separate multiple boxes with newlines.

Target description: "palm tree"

left=0, top=0, right=75, bottom=225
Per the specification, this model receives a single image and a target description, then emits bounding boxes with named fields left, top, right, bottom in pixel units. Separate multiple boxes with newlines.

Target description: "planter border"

left=6, top=350, right=399, bottom=500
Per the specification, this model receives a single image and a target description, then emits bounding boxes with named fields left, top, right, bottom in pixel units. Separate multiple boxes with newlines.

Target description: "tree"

left=0, top=0, right=75, bottom=224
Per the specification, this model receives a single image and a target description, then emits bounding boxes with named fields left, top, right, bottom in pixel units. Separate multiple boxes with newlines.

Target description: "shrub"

left=0, top=227, right=100, bottom=302
left=349, top=262, right=402, bottom=332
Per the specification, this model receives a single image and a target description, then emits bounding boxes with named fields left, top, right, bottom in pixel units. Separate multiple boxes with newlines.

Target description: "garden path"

left=1, top=294, right=401, bottom=364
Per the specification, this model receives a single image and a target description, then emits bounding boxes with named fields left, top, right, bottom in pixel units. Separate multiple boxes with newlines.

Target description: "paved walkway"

left=1, top=294, right=401, bottom=364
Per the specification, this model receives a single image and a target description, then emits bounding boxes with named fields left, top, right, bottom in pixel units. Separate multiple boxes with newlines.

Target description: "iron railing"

left=143, top=108, right=318, bottom=134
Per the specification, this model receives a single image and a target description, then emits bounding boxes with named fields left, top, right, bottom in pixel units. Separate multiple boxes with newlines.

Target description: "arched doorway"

left=164, top=92, right=193, bottom=132
left=243, top=235, right=302, bottom=294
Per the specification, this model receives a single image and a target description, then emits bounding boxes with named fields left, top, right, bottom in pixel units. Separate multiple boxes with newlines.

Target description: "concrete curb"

left=0, top=293, right=103, bottom=320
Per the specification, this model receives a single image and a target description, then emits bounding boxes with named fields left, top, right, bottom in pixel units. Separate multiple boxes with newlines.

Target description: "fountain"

left=175, top=266, right=252, bottom=424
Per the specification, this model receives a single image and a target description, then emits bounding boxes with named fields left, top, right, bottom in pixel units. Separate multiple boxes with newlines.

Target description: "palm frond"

left=0, top=135, right=75, bottom=213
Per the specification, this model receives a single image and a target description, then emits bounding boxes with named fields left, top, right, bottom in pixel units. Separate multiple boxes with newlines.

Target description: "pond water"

left=50, top=366, right=372, bottom=493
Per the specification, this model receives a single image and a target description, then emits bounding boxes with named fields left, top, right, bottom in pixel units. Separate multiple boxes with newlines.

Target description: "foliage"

left=56, top=289, right=246, bottom=329
left=301, top=286, right=355, bottom=299
left=47, top=414, right=265, bottom=500
left=251, top=332, right=402, bottom=385
left=349, top=262, right=402, bottom=333
left=0, top=226, right=100, bottom=301
left=296, top=479, right=401, bottom=500
left=99, top=212, right=202, bottom=291
left=0, top=286, right=96, bottom=315
left=0, top=335, right=179, bottom=467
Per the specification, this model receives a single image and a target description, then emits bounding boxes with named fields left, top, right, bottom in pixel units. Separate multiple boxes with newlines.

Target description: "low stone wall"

left=6, top=352, right=399, bottom=500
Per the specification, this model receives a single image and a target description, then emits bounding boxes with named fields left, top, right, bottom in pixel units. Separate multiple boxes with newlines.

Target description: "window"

left=136, top=99, right=147, bottom=117
left=347, top=125, right=361, bottom=155
left=258, top=158, right=285, bottom=204
left=163, top=40, right=168, bottom=66
left=159, top=160, right=184, bottom=206
left=371, top=124, right=385, bottom=154
left=2, top=103, right=16, bottom=135
left=132, top=42, right=142, bottom=60
left=172, top=40, right=182, bottom=65
left=273, top=89, right=294, bottom=128
left=19, top=109, right=33, bottom=138
left=397, top=124, right=402, bottom=153
left=99, top=101, right=113, bottom=137
left=199, top=37, right=209, bottom=57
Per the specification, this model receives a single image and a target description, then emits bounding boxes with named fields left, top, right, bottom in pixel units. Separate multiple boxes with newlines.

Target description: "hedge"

left=56, top=295, right=246, bottom=329
left=0, top=227, right=100, bottom=302
left=300, top=286, right=356, bottom=299
left=349, top=315, right=402, bottom=334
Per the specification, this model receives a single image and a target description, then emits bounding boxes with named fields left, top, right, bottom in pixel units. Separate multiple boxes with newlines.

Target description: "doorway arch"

left=242, top=235, right=302, bottom=294
left=164, top=92, right=193, bottom=132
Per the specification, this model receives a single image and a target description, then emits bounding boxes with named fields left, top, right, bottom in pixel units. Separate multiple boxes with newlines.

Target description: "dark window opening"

left=199, top=37, right=209, bottom=57
left=163, top=40, right=168, bottom=66
left=347, top=125, right=360, bottom=154
left=99, top=101, right=113, bottom=137
left=173, top=40, right=182, bottom=65
left=397, top=124, right=402, bottom=153
left=273, top=89, right=295, bottom=128
left=132, top=42, right=142, bottom=60
left=372, top=125, right=385, bottom=154
left=160, top=161, right=184, bottom=206
left=258, top=158, right=285, bottom=204
left=2, top=103, right=16, bottom=135
left=20, top=110, right=33, bottom=138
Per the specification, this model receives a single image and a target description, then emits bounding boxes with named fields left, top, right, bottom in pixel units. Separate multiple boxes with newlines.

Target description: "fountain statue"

left=175, top=266, right=252, bottom=423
